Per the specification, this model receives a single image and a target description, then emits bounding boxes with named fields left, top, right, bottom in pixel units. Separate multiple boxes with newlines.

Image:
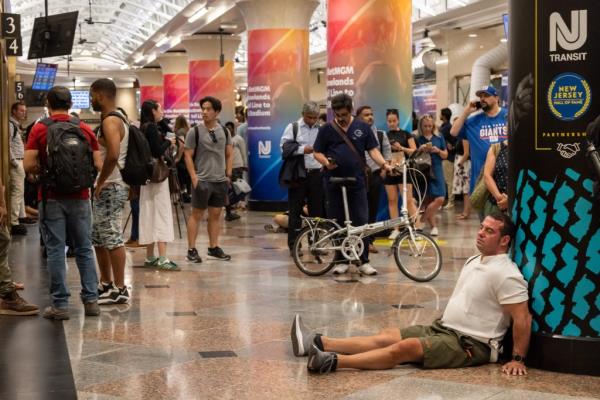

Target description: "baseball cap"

left=475, top=85, right=498, bottom=97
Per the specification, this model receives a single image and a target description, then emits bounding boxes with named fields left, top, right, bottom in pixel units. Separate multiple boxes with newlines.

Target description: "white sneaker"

left=358, top=263, right=377, bottom=276
left=388, top=230, right=400, bottom=240
left=332, top=264, right=350, bottom=274
left=430, top=227, right=439, bottom=236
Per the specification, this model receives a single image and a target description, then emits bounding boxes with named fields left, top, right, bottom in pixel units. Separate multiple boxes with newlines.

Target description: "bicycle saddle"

left=329, top=177, right=357, bottom=185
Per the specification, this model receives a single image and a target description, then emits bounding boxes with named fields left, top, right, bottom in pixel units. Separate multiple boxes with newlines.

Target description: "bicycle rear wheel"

left=293, top=224, right=338, bottom=276
left=393, top=230, right=442, bottom=282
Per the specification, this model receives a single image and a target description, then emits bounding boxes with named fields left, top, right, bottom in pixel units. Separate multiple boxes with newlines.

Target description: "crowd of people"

left=1, top=83, right=510, bottom=318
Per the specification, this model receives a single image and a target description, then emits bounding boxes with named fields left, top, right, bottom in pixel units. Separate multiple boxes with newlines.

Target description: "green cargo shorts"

left=401, top=319, right=491, bottom=369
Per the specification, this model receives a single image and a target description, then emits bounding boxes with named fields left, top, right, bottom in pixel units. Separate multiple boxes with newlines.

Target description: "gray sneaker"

left=291, top=314, right=316, bottom=357
left=84, top=301, right=100, bottom=316
left=42, top=306, right=69, bottom=320
left=307, top=344, right=338, bottom=374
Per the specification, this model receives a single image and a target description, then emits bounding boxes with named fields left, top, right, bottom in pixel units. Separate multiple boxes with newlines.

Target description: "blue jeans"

left=40, top=199, right=98, bottom=309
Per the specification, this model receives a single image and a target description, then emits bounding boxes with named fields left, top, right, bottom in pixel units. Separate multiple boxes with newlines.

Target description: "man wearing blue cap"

left=450, top=85, right=508, bottom=210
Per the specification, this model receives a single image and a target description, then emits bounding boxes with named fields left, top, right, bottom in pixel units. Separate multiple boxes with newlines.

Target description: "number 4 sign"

left=6, top=37, right=22, bottom=56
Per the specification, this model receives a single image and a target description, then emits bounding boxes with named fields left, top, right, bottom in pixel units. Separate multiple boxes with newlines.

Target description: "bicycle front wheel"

left=293, top=225, right=338, bottom=276
left=393, top=230, right=442, bottom=282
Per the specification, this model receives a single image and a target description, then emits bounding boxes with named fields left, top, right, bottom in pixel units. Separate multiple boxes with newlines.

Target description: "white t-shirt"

left=441, top=253, right=528, bottom=343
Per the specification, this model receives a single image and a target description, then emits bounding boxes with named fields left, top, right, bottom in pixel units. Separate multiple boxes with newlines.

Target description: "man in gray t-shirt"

left=184, top=96, right=233, bottom=262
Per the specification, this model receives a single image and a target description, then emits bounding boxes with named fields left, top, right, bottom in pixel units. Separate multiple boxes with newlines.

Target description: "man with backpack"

left=90, top=78, right=130, bottom=305
left=24, top=86, right=102, bottom=320
left=279, top=101, right=325, bottom=257
left=184, top=96, right=233, bottom=263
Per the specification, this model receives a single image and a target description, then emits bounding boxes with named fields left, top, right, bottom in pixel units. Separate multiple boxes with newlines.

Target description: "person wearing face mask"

left=313, top=94, right=394, bottom=276
left=415, top=115, right=448, bottom=237
left=450, top=86, right=508, bottom=203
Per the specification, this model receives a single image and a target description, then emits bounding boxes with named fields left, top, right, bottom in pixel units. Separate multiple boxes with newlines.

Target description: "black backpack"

left=106, top=112, right=153, bottom=185
left=41, top=117, right=95, bottom=194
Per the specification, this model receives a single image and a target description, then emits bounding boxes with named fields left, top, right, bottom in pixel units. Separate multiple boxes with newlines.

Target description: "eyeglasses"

left=209, top=129, right=217, bottom=143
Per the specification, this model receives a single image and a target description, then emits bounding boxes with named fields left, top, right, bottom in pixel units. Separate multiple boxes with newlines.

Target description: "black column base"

left=527, top=332, right=600, bottom=376
left=248, top=200, right=288, bottom=212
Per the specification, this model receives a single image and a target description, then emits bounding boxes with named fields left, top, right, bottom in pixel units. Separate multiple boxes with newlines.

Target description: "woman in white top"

left=138, top=100, right=178, bottom=270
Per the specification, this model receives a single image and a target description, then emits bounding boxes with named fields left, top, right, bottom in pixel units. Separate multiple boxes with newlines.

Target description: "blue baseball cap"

left=475, top=85, right=498, bottom=97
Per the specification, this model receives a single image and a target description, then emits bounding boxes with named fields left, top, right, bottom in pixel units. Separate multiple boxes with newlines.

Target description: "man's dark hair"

left=140, top=99, right=159, bottom=125
left=199, top=96, right=222, bottom=113
left=355, top=105, right=372, bottom=117
left=441, top=107, right=452, bottom=122
left=319, top=113, right=327, bottom=123
left=11, top=102, right=25, bottom=114
left=488, top=212, right=515, bottom=244
left=46, top=86, right=72, bottom=111
left=225, top=121, right=235, bottom=135
left=90, top=78, right=117, bottom=99
left=331, top=93, right=353, bottom=112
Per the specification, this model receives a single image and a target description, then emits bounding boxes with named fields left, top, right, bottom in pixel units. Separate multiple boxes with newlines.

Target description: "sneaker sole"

left=98, top=296, right=129, bottom=305
left=186, top=256, right=202, bottom=263
left=43, top=313, right=69, bottom=320
left=206, top=255, right=231, bottom=261
left=0, top=309, right=39, bottom=316
left=291, top=315, right=306, bottom=357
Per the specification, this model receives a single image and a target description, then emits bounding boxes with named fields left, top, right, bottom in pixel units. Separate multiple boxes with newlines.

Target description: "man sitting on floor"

left=291, top=212, right=531, bottom=376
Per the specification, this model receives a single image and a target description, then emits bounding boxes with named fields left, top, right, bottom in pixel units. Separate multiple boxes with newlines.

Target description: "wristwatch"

left=512, top=354, right=525, bottom=362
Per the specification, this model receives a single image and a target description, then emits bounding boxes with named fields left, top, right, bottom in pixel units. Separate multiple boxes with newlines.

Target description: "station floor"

left=1, top=206, right=599, bottom=400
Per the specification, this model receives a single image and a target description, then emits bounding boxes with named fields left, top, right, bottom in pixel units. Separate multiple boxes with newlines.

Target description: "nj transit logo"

left=258, top=140, right=271, bottom=159
left=550, top=10, right=587, bottom=52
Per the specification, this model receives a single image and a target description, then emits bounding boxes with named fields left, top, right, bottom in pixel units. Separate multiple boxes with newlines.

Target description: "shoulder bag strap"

left=330, top=121, right=368, bottom=171
left=193, top=125, right=199, bottom=162
left=292, top=121, right=298, bottom=141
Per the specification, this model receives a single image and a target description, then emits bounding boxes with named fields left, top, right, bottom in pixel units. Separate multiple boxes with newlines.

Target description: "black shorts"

left=192, top=181, right=228, bottom=209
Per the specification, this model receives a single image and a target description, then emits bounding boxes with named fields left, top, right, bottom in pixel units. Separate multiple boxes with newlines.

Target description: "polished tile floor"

left=6, top=206, right=600, bottom=399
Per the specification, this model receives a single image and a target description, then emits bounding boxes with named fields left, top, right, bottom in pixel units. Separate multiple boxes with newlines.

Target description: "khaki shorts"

left=401, top=319, right=491, bottom=369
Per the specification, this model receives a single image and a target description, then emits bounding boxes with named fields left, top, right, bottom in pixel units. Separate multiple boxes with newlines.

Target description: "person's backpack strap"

left=292, top=121, right=298, bottom=141
left=193, top=125, right=200, bottom=162
left=9, top=119, right=19, bottom=139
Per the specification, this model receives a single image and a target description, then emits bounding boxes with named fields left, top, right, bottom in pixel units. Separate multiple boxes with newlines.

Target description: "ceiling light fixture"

left=134, top=54, right=145, bottom=63
left=170, top=36, right=182, bottom=47
left=147, top=53, right=157, bottom=63
left=468, top=33, right=478, bottom=38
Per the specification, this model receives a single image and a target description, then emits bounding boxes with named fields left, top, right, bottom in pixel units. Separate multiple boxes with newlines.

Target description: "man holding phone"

left=450, top=85, right=508, bottom=200
left=313, top=94, right=393, bottom=276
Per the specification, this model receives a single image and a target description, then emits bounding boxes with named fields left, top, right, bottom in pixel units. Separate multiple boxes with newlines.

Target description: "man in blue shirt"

left=280, top=101, right=325, bottom=254
left=313, top=94, right=393, bottom=276
left=450, top=85, right=508, bottom=194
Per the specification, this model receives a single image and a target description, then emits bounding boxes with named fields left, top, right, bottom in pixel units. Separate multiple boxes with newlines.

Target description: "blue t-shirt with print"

left=459, top=108, right=508, bottom=192
left=314, top=119, right=378, bottom=184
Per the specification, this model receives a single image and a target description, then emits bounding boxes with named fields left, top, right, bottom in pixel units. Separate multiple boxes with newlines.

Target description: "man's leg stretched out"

left=291, top=314, right=424, bottom=373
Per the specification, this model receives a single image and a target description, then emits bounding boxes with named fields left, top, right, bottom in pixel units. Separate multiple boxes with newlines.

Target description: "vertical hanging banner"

left=509, top=0, right=599, bottom=375
left=162, top=73, right=189, bottom=121
left=189, top=60, right=235, bottom=125
left=140, top=86, right=164, bottom=105
left=327, top=0, right=412, bottom=130
left=246, top=28, right=309, bottom=202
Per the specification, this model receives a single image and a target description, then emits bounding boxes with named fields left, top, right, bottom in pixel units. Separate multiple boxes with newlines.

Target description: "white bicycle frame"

left=301, top=159, right=427, bottom=261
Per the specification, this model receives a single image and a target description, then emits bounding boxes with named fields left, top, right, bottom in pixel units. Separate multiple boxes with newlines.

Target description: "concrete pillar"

left=182, top=35, right=241, bottom=125
left=237, top=0, right=318, bottom=207
left=136, top=68, right=163, bottom=106
left=327, top=0, right=412, bottom=130
left=158, top=53, right=189, bottom=121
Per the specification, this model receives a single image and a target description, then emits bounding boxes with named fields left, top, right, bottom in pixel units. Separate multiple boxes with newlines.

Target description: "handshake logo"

left=557, top=143, right=580, bottom=159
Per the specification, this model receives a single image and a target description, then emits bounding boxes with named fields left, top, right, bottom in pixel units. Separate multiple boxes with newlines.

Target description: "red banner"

left=163, top=73, right=189, bottom=121
left=188, top=60, right=235, bottom=125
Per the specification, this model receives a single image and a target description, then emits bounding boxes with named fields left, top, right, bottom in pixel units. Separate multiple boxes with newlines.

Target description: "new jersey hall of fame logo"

left=547, top=72, right=591, bottom=121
